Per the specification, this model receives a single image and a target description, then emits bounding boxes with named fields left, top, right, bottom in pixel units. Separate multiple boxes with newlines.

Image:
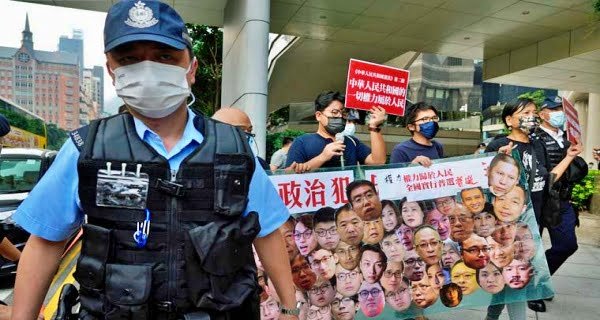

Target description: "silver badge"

left=125, top=1, right=159, bottom=29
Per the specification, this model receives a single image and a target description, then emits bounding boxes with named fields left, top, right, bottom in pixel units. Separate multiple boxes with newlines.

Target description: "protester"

left=285, top=91, right=386, bottom=172
left=270, top=136, right=294, bottom=171
left=474, top=143, right=487, bottom=155
left=11, top=2, right=298, bottom=318
left=390, top=102, right=443, bottom=166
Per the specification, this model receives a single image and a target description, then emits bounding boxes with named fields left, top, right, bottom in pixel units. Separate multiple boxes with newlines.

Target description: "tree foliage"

left=186, top=24, right=223, bottom=117
left=266, top=129, right=305, bottom=162
left=0, top=109, right=44, bottom=136
left=46, top=123, right=68, bottom=150
left=518, top=89, right=546, bottom=107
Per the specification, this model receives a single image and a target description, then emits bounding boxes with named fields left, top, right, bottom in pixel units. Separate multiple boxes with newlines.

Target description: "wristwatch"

left=368, top=126, right=381, bottom=133
left=280, top=301, right=302, bottom=316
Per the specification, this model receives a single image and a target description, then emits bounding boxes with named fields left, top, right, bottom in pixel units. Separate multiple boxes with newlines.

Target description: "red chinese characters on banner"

left=563, top=97, right=581, bottom=144
left=272, top=172, right=354, bottom=213
left=345, top=59, right=410, bottom=116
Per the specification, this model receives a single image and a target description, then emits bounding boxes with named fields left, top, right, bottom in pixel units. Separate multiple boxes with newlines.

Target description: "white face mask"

left=342, top=122, right=356, bottom=136
left=112, top=60, right=192, bottom=118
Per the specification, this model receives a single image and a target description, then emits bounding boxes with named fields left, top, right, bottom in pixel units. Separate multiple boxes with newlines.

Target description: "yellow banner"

left=2, top=126, right=47, bottom=148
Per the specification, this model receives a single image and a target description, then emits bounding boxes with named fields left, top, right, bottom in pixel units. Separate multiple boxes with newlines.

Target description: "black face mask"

left=324, top=117, right=346, bottom=135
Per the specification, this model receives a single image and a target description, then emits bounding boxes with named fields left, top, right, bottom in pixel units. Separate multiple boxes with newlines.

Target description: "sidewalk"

left=430, top=212, right=600, bottom=320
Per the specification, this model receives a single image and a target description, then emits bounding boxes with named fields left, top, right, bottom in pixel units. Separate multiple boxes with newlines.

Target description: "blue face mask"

left=549, top=111, right=566, bottom=128
left=418, top=121, right=439, bottom=139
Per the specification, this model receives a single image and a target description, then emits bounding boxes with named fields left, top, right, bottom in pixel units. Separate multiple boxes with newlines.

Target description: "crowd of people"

left=254, top=91, right=591, bottom=320
left=1, top=1, right=596, bottom=320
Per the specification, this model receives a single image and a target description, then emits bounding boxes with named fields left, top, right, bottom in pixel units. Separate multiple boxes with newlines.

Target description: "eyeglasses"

left=336, top=271, right=360, bottom=281
left=323, top=108, right=348, bottom=118
left=383, top=270, right=403, bottom=279
left=294, top=229, right=313, bottom=241
left=331, top=297, right=354, bottom=308
left=307, top=306, right=331, bottom=319
left=404, top=257, right=424, bottom=266
left=358, top=288, right=382, bottom=299
left=463, top=246, right=492, bottom=255
left=435, top=198, right=455, bottom=207
left=309, top=283, right=332, bottom=295
left=351, top=191, right=376, bottom=206
left=416, top=240, right=441, bottom=251
left=385, top=287, right=408, bottom=299
left=310, top=255, right=333, bottom=268
left=449, top=215, right=473, bottom=224
left=413, top=116, right=439, bottom=124
left=315, top=227, right=338, bottom=237
left=335, top=246, right=359, bottom=256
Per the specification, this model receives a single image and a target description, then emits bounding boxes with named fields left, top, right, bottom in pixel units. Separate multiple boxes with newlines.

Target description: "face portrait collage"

left=257, top=153, right=549, bottom=320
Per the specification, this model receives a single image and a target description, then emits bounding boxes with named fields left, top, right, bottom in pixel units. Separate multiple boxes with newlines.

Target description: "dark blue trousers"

left=543, top=200, right=578, bottom=275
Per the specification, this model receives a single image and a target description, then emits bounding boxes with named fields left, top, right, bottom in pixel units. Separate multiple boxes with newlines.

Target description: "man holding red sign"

left=285, top=91, right=387, bottom=171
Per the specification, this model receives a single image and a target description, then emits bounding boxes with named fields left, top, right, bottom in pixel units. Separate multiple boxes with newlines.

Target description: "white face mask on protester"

left=342, top=122, right=356, bottom=136
left=112, top=60, right=193, bottom=118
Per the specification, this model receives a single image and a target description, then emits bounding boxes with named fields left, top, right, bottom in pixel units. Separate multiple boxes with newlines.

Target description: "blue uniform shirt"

left=13, top=110, right=289, bottom=241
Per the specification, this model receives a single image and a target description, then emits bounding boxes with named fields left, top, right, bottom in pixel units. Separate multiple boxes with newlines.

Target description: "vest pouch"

left=105, top=264, right=152, bottom=320
left=185, top=212, right=260, bottom=310
left=74, top=224, right=112, bottom=290
left=214, top=157, right=251, bottom=217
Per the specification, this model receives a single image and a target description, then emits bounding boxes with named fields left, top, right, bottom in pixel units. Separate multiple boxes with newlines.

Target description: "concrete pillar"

left=585, top=93, right=600, bottom=164
left=221, top=0, right=270, bottom=157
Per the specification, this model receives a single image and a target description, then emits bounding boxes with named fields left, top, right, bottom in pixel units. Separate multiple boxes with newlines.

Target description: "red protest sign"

left=562, top=97, right=581, bottom=144
left=345, top=58, right=410, bottom=116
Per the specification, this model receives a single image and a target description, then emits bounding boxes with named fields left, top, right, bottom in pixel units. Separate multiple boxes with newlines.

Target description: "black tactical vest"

left=72, top=113, right=260, bottom=319
left=537, top=128, right=568, bottom=168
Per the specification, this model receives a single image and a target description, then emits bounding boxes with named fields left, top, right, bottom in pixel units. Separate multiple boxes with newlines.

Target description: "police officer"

left=11, top=1, right=298, bottom=319
left=529, top=96, right=588, bottom=312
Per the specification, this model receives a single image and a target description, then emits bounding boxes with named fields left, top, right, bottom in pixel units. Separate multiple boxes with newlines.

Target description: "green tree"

left=518, top=89, right=546, bottom=107
left=186, top=24, right=223, bottom=117
left=266, top=129, right=305, bottom=162
left=46, top=123, right=68, bottom=150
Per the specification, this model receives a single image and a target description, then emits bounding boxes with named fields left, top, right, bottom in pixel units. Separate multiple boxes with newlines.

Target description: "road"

left=0, top=241, right=81, bottom=319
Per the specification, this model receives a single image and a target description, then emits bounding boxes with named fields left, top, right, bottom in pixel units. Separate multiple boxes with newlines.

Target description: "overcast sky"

left=0, top=0, right=122, bottom=114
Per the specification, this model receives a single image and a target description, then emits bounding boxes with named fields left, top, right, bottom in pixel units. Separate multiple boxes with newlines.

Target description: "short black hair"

left=404, top=101, right=438, bottom=127
left=313, top=207, right=336, bottom=226
left=501, top=98, right=535, bottom=127
left=489, top=153, right=521, bottom=182
left=334, top=203, right=353, bottom=225
left=460, top=187, right=484, bottom=200
left=315, top=91, right=345, bottom=113
left=346, top=180, right=376, bottom=204
left=282, top=137, right=294, bottom=146
left=359, top=244, right=387, bottom=272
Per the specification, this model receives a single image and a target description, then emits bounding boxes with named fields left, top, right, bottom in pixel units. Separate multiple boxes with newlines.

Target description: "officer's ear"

left=106, top=60, right=116, bottom=86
